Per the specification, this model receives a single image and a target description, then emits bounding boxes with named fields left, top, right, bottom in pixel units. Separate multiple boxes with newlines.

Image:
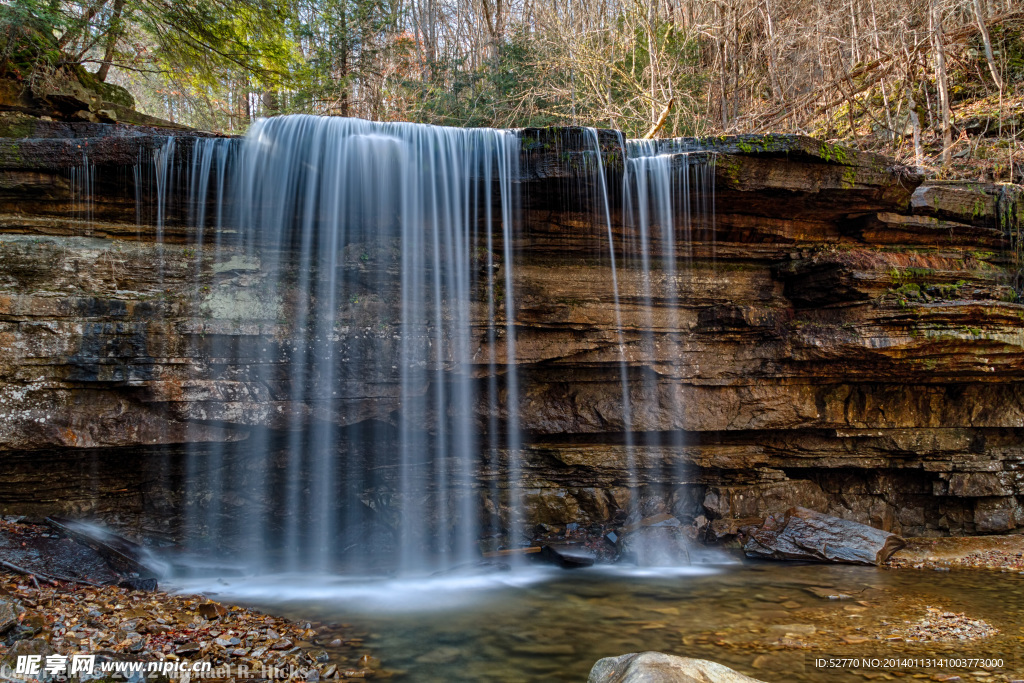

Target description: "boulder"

left=743, top=507, right=905, bottom=565
left=588, top=652, right=765, bottom=683
left=538, top=544, right=596, bottom=568
left=0, top=597, right=23, bottom=633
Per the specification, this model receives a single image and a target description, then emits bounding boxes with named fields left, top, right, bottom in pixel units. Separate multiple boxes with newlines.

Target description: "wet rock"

left=116, top=625, right=141, bottom=641
left=414, top=646, right=463, bottom=664
left=749, top=654, right=803, bottom=673
left=2, top=638, right=54, bottom=668
left=618, top=525, right=692, bottom=566
left=0, top=122, right=1020, bottom=545
left=118, top=577, right=158, bottom=591
left=767, top=623, right=816, bottom=636
left=357, top=654, right=380, bottom=668
left=43, top=517, right=159, bottom=578
left=973, top=497, right=1020, bottom=533
left=803, top=586, right=852, bottom=600
left=143, top=620, right=172, bottom=634
left=0, top=597, right=23, bottom=633
left=704, top=482, right=828, bottom=522
left=743, top=507, right=905, bottom=565
left=946, top=473, right=1015, bottom=498
left=19, top=613, right=44, bottom=635
left=539, top=544, right=596, bottom=568
left=588, top=651, right=766, bottom=683
left=125, top=635, right=146, bottom=652
left=198, top=602, right=228, bottom=619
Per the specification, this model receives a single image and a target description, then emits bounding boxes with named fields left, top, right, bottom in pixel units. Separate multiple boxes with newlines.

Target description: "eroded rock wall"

left=0, top=120, right=1022, bottom=543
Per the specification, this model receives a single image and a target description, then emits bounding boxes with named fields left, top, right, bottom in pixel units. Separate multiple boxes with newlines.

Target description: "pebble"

left=891, top=606, right=998, bottom=642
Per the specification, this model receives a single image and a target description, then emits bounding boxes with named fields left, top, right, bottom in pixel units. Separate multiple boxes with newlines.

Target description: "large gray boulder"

left=743, top=507, right=905, bottom=565
left=588, top=652, right=766, bottom=683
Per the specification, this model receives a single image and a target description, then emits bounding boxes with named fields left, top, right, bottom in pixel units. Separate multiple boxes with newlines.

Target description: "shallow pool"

left=174, top=561, right=1024, bottom=681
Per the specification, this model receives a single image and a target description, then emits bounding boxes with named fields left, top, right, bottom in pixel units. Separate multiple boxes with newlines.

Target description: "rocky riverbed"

left=0, top=572, right=387, bottom=681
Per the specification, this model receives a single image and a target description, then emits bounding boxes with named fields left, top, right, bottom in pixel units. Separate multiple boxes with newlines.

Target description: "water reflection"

left=172, top=562, right=1024, bottom=682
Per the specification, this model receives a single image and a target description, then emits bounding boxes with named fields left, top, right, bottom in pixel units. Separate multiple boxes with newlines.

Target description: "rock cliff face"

left=0, top=117, right=1021, bottom=545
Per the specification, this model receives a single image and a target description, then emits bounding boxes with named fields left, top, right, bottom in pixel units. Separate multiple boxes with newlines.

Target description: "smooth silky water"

left=143, top=117, right=719, bottom=574
left=172, top=562, right=1024, bottom=681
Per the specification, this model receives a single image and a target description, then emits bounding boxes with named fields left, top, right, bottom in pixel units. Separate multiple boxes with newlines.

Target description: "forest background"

left=2, top=0, right=1022, bottom=181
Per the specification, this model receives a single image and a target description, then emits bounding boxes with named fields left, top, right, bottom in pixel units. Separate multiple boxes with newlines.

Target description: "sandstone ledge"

left=0, top=119, right=1020, bottom=543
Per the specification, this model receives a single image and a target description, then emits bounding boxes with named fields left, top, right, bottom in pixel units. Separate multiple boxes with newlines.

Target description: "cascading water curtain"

left=621, top=138, right=715, bottom=526
left=174, top=116, right=522, bottom=574
left=153, top=120, right=714, bottom=574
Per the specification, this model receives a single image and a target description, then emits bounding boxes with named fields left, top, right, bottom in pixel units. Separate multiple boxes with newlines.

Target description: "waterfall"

left=621, top=139, right=715, bottom=540
left=174, top=116, right=521, bottom=574
left=68, top=152, right=95, bottom=229
left=142, top=118, right=715, bottom=575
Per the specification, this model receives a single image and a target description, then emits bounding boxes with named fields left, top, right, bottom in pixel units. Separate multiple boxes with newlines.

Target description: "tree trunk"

left=762, top=0, right=781, bottom=102
left=340, top=5, right=349, bottom=117
left=56, top=0, right=109, bottom=50
left=930, top=4, right=952, bottom=165
left=908, top=89, right=924, bottom=171
left=973, top=0, right=1004, bottom=90
left=95, top=0, right=125, bottom=82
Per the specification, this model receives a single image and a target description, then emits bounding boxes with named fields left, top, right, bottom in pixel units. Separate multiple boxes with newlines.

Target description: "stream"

left=174, top=560, right=1024, bottom=681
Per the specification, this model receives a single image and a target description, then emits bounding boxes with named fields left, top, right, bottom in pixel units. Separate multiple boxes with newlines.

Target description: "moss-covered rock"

left=0, top=19, right=164, bottom=127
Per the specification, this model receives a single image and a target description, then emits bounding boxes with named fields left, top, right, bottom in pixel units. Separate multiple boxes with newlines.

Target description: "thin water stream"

left=177, top=563, right=1024, bottom=682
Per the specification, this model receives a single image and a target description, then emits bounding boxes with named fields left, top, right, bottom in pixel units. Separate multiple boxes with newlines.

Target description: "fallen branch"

left=1, top=560, right=54, bottom=587
left=0, top=559, right=103, bottom=587
left=643, top=98, right=675, bottom=139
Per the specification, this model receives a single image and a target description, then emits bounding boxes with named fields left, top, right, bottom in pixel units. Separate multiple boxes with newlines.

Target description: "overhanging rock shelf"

left=0, top=115, right=1022, bottom=551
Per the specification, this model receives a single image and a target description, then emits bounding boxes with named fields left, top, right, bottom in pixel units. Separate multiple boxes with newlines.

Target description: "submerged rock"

left=588, top=651, right=766, bottom=683
left=539, top=544, right=596, bottom=568
left=743, top=507, right=905, bottom=565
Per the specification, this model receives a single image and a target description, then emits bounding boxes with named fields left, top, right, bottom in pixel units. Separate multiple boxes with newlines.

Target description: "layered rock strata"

left=0, top=119, right=1021, bottom=544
